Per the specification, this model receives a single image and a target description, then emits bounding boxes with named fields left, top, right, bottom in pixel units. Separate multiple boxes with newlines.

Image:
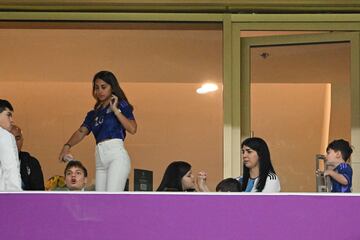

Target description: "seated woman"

left=157, top=161, right=209, bottom=192
left=241, top=137, right=281, bottom=192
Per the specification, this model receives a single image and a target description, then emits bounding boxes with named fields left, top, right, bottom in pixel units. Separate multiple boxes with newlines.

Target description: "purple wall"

left=1, top=193, right=359, bottom=240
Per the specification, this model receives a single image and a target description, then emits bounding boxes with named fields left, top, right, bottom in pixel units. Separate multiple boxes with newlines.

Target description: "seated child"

left=157, top=161, right=209, bottom=192
left=50, top=160, right=89, bottom=191
left=216, top=178, right=241, bottom=192
left=325, top=139, right=353, bottom=192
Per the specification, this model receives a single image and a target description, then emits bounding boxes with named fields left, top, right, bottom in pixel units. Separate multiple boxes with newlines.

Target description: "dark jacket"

left=19, top=151, right=45, bottom=190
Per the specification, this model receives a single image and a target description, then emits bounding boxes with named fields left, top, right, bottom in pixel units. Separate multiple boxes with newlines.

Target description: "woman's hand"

left=197, top=171, right=210, bottom=192
left=110, top=94, right=119, bottom=113
left=59, top=145, right=72, bottom=162
left=58, top=127, right=89, bottom=162
left=111, top=95, right=137, bottom=135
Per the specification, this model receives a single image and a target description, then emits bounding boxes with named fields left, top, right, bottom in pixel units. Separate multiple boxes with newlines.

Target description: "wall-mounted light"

left=196, top=83, right=218, bottom=94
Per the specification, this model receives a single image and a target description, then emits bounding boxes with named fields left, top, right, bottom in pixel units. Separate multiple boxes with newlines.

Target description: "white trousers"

left=95, top=139, right=131, bottom=192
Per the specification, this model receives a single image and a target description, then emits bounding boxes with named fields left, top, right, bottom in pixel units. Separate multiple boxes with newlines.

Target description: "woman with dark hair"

left=157, top=161, right=209, bottom=192
left=241, top=137, right=280, bottom=192
left=59, top=71, right=137, bottom=192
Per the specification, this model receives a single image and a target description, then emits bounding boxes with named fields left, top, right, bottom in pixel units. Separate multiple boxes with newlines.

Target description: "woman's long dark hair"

left=92, top=70, right=133, bottom=110
left=157, top=161, right=192, bottom=192
left=241, top=137, right=276, bottom=192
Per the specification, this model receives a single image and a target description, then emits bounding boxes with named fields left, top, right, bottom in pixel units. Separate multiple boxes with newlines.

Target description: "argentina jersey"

left=331, top=163, right=352, bottom=192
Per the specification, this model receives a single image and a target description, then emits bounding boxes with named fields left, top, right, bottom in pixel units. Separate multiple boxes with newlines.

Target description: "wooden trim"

left=0, top=12, right=224, bottom=21
left=223, top=14, right=233, bottom=178
left=1, top=0, right=360, bottom=13
left=350, top=33, right=360, bottom=192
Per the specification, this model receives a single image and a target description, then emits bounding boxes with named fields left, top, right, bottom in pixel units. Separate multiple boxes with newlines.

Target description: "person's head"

left=92, top=70, right=132, bottom=109
left=216, top=178, right=241, bottom=192
left=64, top=160, right=88, bottom=191
left=10, top=125, right=23, bottom=151
left=241, top=137, right=276, bottom=192
left=326, top=139, right=353, bottom=163
left=0, top=99, right=14, bottom=131
left=157, top=161, right=195, bottom=192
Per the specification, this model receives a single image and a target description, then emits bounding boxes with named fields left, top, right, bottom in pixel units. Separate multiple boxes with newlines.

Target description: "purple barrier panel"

left=0, top=193, right=359, bottom=240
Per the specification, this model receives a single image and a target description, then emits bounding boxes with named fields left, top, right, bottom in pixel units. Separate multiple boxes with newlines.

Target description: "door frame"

left=242, top=32, right=358, bottom=191
left=225, top=20, right=360, bottom=191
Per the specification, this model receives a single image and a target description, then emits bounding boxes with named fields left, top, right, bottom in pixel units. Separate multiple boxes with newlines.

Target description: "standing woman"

left=241, top=137, right=280, bottom=192
left=59, top=71, right=137, bottom=191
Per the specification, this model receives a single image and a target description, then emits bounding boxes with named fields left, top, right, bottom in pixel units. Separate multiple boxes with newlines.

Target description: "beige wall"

left=0, top=25, right=223, bottom=190
left=251, top=42, right=351, bottom=141
left=252, top=84, right=330, bottom=191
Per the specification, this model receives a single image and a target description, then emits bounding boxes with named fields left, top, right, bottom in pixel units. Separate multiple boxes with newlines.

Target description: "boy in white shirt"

left=0, top=99, right=22, bottom=191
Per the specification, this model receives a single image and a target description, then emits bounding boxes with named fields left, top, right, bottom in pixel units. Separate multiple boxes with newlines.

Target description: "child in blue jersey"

left=325, top=139, right=353, bottom=193
left=59, top=71, right=137, bottom=192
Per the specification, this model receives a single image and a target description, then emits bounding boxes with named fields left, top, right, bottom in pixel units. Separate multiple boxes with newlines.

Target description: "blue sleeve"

left=119, top=100, right=135, bottom=120
left=81, top=110, right=94, bottom=133
left=338, top=163, right=353, bottom=185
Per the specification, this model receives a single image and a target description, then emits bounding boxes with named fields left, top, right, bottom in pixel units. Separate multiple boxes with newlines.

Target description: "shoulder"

left=119, top=100, right=130, bottom=108
left=0, top=127, right=12, bottom=138
left=84, top=185, right=95, bottom=191
left=19, top=151, right=40, bottom=163
left=52, top=187, right=70, bottom=191
left=338, top=162, right=351, bottom=168
left=263, top=172, right=281, bottom=192
left=267, top=172, right=279, bottom=181
left=83, top=109, right=96, bottom=120
left=118, top=100, right=135, bottom=119
left=337, top=163, right=353, bottom=173
left=19, top=151, right=31, bottom=158
left=0, top=127, right=14, bottom=143
left=86, top=109, right=95, bottom=116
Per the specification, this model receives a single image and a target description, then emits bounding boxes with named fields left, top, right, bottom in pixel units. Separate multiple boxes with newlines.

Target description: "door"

left=240, top=32, right=360, bottom=192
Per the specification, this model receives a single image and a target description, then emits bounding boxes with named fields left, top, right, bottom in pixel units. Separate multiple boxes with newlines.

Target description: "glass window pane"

left=250, top=42, right=350, bottom=192
left=0, top=22, right=223, bottom=191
